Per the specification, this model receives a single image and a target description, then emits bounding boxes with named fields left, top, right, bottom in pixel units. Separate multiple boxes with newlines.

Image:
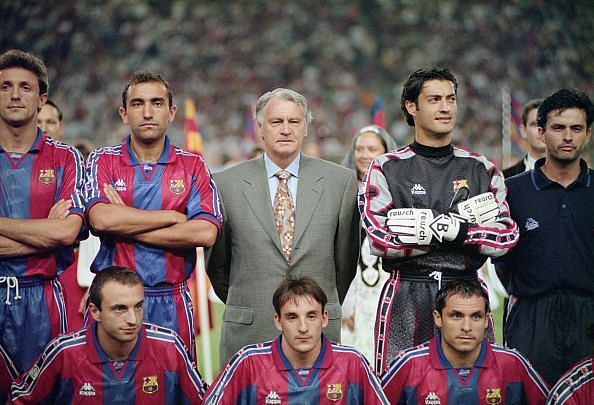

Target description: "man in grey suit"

left=207, top=88, right=359, bottom=367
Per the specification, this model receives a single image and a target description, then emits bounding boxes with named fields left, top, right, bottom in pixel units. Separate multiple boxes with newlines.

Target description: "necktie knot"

left=276, top=170, right=291, bottom=183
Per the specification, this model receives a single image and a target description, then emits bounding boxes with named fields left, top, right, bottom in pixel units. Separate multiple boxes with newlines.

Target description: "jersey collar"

left=430, top=332, right=492, bottom=370
left=0, top=128, right=45, bottom=153
left=121, top=134, right=176, bottom=166
left=272, top=334, right=332, bottom=371
left=410, top=141, right=453, bottom=158
left=87, top=321, right=146, bottom=364
left=531, top=157, right=591, bottom=190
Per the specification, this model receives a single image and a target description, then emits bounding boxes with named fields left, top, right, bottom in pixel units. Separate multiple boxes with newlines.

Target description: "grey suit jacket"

left=207, top=155, right=359, bottom=367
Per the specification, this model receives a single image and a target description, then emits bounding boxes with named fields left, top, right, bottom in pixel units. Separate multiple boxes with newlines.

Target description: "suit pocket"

left=326, top=302, right=342, bottom=320
left=223, top=305, right=253, bottom=325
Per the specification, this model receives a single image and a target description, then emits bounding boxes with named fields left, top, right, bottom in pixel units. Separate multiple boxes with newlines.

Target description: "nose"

left=280, top=119, right=291, bottom=134
left=125, top=308, right=139, bottom=325
left=142, top=103, right=153, bottom=119
left=439, top=99, right=451, bottom=112
left=39, top=121, right=47, bottom=133
left=297, top=317, right=308, bottom=333
left=10, top=86, right=21, bottom=100
left=461, top=317, right=472, bottom=332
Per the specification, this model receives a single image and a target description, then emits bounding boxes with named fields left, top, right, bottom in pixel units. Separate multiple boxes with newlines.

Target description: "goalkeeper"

left=358, top=67, right=519, bottom=373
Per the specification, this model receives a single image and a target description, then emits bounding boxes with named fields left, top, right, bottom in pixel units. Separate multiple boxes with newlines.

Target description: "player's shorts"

left=505, top=289, right=594, bottom=386
left=374, top=270, right=494, bottom=374
left=0, top=277, right=67, bottom=395
left=143, top=282, right=195, bottom=362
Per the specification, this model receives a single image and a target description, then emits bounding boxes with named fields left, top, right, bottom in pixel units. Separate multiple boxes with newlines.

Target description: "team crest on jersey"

left=424, top=391, right=441, bottom=405
left=452, top=179, right=468, bottom=193
left=142, top=376, right=159, bottom=394
left=39, top=169, right=55, bottom=184
left=486, top=388, right=501, bottom=404
left=169, top=179, right=185, bottom=195
left=327, top=384, right=343, bottom=401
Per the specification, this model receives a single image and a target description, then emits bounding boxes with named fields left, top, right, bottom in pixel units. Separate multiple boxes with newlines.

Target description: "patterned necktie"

left=274, top=170, right=295, bottom=263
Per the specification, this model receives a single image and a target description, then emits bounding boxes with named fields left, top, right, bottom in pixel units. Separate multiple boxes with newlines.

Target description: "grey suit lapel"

left=240, top=160, right=282, bottom=252
left=294, top=156, right=323, bottom=247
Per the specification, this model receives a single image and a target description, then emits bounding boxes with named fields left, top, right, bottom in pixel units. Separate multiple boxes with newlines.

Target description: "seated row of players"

left=16, top=269, right=591, bottom=404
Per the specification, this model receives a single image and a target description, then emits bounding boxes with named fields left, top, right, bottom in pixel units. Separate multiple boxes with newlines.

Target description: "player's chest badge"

left=327, top=383, right=343, bottom=401
left=39, top=169, right=55, bottom=184
left=142, top=376, right=159, bottom=394
left=486, top=387, right=502, bottom=404
left=452, top=179, right=468, bottom=193
left=169, top=178, right=185, bottom=195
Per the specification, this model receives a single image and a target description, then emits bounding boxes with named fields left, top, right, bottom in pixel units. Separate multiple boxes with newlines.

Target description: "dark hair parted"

left=121, top=70, right=173, bottom=110
left=521, top=99, right=543, bottom=127
left=401, top=67, right=458, bottom=127
left=0, top=49, right=49, bottom=95
left=435, top=279, right=490, bottom=315
left=537, top=89, right=594, bottom=129
left=273, top=276, right=328, bottom=315
left=89, top=266, right=143, bottom=310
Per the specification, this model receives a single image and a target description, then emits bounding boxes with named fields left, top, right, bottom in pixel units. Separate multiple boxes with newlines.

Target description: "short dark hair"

left=89, top=266, right=143, bottom=310
left=537, top=89, right=594, bottom=129
left=435, top=279, right=490, bottom=315
left=273, top=276, right=328, bottom=315
left=44, top=99, right=63, bottom=122
left=401, top=67, right=458, bottom=127
left=0, top=49, right=49, bottom=95
left=121, top=70, right=173, bottom=110
left=521, top=99, right=543, bottom=127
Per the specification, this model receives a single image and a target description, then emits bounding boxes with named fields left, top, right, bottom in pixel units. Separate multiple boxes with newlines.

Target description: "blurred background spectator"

left=2, top=0, right=592, bottom=168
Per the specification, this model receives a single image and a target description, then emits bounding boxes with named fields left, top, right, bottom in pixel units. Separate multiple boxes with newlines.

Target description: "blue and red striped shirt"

left=11, top=322, right=207, bottom=404
left=205, top=335, right=388, bottom=404
left=382, top=334, right=549, bottom=404
left=0, top=130, right=85, bottom=278
left=85, top=135, right=222, bottom=285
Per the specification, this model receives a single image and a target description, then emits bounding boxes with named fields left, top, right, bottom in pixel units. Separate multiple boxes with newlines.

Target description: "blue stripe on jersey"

left=333, top=344, right=386, bottom=401
left=288, top=379, right=320, bottom=404
left=146, top=323, right=205, bottom=395
left=0, top=153, right=32, bottom=219
left=133, top=164, right=166, bottom=284
left=346, top=382, right=364, bottom=404
left=55, top=378, right=74, bottom=404
left=101, top=361, right=136, bottom=405
left=505, top=382, right=524, bottom=404
left=237, top=385, right=257, bottom=404
left=402, top=386, right=418, bottom=403
left=491, top=345, right=549, bottom=396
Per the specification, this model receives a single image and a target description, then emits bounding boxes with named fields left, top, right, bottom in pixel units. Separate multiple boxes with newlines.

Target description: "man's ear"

left=89, top=303, right=101, bottom=323
left=119, top=107, right=128, bottom=124
left=432, top=309, right=442, bottom=329
left=274, top=313, right=282, bottom=333
left=405, top=100, right=417, bottom=118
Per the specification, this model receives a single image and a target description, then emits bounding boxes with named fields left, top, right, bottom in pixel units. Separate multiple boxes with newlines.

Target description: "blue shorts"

left=0, top=277, right=67, bottom=395
left=143, top=282, right=196, bottom=362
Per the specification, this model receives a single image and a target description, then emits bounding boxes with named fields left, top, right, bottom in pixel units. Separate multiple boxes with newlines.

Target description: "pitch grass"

left=197, top=298, right=505, bottom=382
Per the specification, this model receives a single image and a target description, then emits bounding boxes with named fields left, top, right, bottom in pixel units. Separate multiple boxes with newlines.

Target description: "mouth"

left=559, top=145, right=575, bottom=152
left=140, top=123, right=157, bottom=128
left=121, top=327, right=138, bottom=335
left=436, top=116, right=452, bottom=123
